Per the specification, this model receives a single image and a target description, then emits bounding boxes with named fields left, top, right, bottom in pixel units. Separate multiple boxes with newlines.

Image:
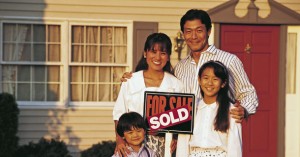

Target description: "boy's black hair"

left=135, top=32, right=174, bottom=74
left=180, top=9, right=212, bottom=33
left=116, top=112, right=147, bottom=137
left=198, top=60, right=235, bottom=133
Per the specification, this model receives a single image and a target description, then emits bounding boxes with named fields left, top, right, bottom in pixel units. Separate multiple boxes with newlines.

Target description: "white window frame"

left=0, top=17, right=133, bottom=108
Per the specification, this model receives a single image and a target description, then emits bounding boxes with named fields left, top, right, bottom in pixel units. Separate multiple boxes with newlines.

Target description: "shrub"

left=0, top=93, right=19, bottom=157
left=14, top=137, right=72, bottom=157
left=81, top=141, right=116, bottom=157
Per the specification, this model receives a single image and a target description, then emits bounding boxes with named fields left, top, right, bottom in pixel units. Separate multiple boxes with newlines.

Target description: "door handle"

left=244, top=43, right=251, bottom=54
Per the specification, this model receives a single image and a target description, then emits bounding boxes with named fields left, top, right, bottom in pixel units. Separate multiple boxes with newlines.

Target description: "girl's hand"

left=115, top=136, right=130, bottom=157
left=230, top=101, right=245, bottom=123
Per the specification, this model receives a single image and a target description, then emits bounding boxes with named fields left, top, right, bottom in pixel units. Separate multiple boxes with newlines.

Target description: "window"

left=2, top=23, right=61, bottom=102
left=1, top=20, right=132, bottom=107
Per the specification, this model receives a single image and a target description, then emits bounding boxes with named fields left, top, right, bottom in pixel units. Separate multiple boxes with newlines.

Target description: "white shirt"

left=113, top=70, right=183, bottom=120
left=174, top=45, right=258, bottom=114
left=176, top=100, right=242, bottom=157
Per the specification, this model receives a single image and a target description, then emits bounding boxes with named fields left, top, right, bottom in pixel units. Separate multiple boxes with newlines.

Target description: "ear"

left=143, top=52, right=147, bottom=58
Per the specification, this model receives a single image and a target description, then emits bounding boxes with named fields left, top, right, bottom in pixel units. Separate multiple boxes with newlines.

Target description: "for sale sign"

left=143, top=91, right=195, bottom=134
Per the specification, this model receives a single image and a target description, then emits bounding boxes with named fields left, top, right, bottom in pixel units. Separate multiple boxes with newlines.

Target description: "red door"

left=221, top=25, right=279, bottom=157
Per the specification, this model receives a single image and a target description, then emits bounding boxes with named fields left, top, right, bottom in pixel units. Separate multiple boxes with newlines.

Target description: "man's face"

left=183, top=19, right=211, bottom=53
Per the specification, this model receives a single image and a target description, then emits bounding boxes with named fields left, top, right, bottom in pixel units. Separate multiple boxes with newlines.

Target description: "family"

left=112, top=9, right=258, bottom=157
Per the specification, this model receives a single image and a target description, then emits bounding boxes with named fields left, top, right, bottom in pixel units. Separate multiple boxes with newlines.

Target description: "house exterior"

left=0, top=0, right=299, bottom=157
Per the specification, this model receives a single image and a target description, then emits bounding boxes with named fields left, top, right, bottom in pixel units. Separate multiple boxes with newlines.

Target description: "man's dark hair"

left=116, top=112, right=147, bottom=137
left=180, top=9, right=212, bottom=32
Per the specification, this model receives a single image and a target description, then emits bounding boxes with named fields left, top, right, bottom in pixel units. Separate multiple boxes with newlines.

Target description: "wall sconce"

left=174, top=31, right=186, bottom=60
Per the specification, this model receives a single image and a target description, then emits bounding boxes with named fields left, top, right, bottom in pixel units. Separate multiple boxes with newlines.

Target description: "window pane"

left=83, top=67, right=97, bottom=82
left=86, top=26, right=98, bottom=44
left=71, top=66, right=83, bottom=82
left=19, top=43, right=31, bottom=61
left=48, top=25, right=61, bottom=42
left=48, top=44, right=61, bottom=61
left=72, top=26, right=84, bottom=43
left=113, top=67, right=125, bottom=82
left=86, top=45, right=98, bottom=62
left=101, top=27, right=113, bottom=44
left=99, top=84, right=110, bottom=101
left=114, top=46, right=127, bottom=63
left=3, top=24, right=17, bottom=42
left=19, top=24, right=31, bottom=42
left=18, top=66, right=30, bottom=82
left=47, top=84, right=59, bottom=101
left=33, top=44, right=46, bottom=61
left=83, top=84, right=97, bottom=101
left=17, top=83, right=30, bottom=100
left=48, top=66, right=60, bottom=82
left=71, top=84, right=82, bottom=101
left=33, top=25, right=46, bottom=42
left=100, top=46, right=112, bottom=62
left=114, top=27, right=127, bottom=44
left=3, top=43, right=16, bottom=61
left=99, top=67, right=111, bottom=82
left=71, top=45, right=84, bottom=62
left=33, top=66, right=45, bottom=82
left=33, top=83, right=45, bottom=101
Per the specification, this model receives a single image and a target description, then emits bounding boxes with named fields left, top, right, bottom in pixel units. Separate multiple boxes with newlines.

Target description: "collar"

left=198, top=100, right=218, bottom=110
left=185, top=44, right=218, bottom=64
left=128, top=71, right=175, bottom=94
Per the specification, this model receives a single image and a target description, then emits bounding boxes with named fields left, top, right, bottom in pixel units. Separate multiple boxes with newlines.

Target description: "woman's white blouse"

left=113, top=70, right=183, bottom=120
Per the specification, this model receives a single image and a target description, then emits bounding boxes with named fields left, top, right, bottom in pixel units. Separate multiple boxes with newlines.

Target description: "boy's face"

left=123, top=127, right=145, bottom=149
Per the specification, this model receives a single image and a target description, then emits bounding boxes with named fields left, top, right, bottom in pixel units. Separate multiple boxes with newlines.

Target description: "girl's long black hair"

left=135, top=33, right=173, bottom=74
left=198, top=60, right=235, bottom=132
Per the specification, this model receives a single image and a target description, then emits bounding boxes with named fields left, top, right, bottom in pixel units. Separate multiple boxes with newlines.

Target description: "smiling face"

left=144, top=43, right=169, bottom=72
left=123, top=127, right=145, bottom=152
left=183, top=19, right=211, bottom=53
left=199, top=67, right=225, bottom=104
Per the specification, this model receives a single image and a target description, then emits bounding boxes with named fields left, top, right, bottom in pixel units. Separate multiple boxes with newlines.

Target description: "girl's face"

left=144, top=43, right=169, bottom=72
left=123, top=127, right=145, bottom=152
left=199, top=67, right=225, bottom=103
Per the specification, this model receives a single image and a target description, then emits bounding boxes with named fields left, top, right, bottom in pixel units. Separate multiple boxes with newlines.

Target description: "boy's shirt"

left=112, top=144, right=158, bottom=157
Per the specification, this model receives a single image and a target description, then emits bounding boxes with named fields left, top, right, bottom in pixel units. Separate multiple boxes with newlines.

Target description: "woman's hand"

left=120, top=72, right=133, bottom=82
left=115, top=136, right=130, bottom=157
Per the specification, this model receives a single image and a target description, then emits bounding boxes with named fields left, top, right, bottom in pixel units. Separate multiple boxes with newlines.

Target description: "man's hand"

left=115, top=136, right=130, bottom=157
left=120, top=72, right=133, bottom=82
left=170, top=138, right=177, bottom=154
left=230, top=101, right=245, bottom=123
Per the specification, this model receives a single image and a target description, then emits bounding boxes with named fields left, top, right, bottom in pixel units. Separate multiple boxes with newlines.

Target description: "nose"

left=192, top=30, right=197, bottom=39
left=208, top=79, right=213, bottom=85
left=155, top=52, right=161, bottom=60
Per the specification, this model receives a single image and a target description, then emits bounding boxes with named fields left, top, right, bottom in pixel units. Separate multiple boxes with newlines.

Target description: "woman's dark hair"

left=198, top=60, right=235, bottom=133
left=116, top=112, right=147, bottom=137
left=135, top=33, right=173, bottom=74
left=180, top=9, right=212, bottom=33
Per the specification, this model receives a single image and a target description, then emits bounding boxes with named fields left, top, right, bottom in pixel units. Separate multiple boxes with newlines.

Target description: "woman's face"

left=144, top=43, right=169, bottom=72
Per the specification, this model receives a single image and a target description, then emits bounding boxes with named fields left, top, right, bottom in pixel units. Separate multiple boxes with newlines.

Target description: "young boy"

left=113, top=112, right=158, bottom=157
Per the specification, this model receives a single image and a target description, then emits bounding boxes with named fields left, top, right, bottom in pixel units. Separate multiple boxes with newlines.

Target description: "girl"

left=177, top=60, right=242, bottom=157
left=113, top=33, right=183, bottom=157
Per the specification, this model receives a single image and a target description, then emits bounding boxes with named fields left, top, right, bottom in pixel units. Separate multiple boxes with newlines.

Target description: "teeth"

left=153, top=61, right=161, bottom=64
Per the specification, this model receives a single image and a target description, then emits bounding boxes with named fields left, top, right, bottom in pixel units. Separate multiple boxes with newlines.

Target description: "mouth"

left=153, top=60, right=161, bottom=65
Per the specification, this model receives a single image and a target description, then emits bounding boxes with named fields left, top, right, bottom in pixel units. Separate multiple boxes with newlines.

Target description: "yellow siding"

left=18, top=108, right=115, bottom=156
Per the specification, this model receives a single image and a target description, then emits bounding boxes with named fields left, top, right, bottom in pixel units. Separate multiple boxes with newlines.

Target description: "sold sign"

left=143, top=91, right=195, bottom=134
left=147, top=105, right=191, bottom=130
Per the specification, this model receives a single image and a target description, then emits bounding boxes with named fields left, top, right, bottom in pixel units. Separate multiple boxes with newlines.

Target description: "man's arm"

left=229, top=56, right=259, bottom=115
